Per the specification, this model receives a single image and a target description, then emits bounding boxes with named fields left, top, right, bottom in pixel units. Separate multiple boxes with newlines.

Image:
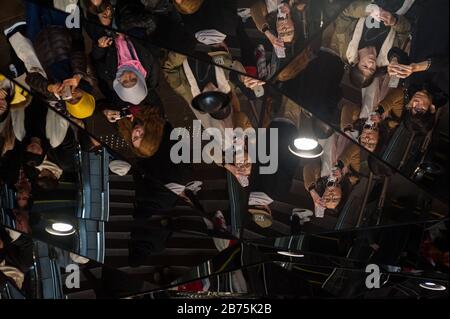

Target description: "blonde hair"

left=118, top=106, right=165, bottom=158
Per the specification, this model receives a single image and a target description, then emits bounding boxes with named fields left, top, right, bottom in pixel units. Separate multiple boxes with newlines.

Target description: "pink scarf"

left=115, top=34, right=148, bottom=78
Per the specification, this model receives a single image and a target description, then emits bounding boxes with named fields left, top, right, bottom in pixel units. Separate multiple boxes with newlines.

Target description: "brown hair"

left=349, top=64, right=376, bottom=89
left=118, top=106, right=165, bottom=158
left=83, top=0, right=112, bottom=15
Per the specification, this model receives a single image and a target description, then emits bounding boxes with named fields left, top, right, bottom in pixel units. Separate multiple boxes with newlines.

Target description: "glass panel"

left=271, top=1, right=449, bottom=201
left=1, top=0, right=448, bottom=300
left=20, top=0, right=354, bottom=81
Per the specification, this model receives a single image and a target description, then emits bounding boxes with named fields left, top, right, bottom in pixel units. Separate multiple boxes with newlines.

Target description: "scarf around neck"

left=115, top=35, right=148, bottom=78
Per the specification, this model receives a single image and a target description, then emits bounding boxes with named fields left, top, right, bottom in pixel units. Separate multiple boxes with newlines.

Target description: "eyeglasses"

left=322, top=193, right=341, bottom=204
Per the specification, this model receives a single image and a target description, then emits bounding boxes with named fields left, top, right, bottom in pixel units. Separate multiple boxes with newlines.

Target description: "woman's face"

left=16, top=191, right=31, bottom=209
left=360, top=128, right=379, bottom=152
left=98, top=6, right=113, bottom=26
left=409, top=90, right=434, bottom=115
left=132, top=124, right=144, bottom=149
left=119, top=71, right=138, bottom=88
left=322, top=186, right=342, bottom=210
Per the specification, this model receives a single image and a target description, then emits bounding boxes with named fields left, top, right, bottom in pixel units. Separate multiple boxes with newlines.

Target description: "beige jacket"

left=303, top=142, right=361, bottom=190
left=328, top=0, right=411, bottom=65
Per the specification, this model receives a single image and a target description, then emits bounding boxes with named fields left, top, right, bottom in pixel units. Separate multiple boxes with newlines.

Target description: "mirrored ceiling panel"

left=271, top=0, right=449, bottom=201
left=237, top=90, right=447, bottom=239
left=21, top=0, right=354, bottom=82
left=1, top=225, right=179, bottom=299
left=129, top=261, right=448, bottom=299
left=0, top=0, right=448, bottom=300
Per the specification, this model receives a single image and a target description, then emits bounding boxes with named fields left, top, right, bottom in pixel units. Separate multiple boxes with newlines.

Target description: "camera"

left=61, top=86, right=73, bottom=100
left=105, top=29, right=117, bottom=39
left=119, top=108, right=131, bottom=119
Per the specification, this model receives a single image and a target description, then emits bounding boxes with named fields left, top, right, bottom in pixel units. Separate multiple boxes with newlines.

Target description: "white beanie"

left=195, top=29, right=227, bottom=45
left=109, top=160, right=132, bottom=176
left=113, top=66, right=148, bottom=105
left=248, top=192, right=274, bottom=207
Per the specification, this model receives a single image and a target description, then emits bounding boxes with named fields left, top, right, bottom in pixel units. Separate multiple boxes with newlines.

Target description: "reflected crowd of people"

left=0, top=0, right=448, bottom=299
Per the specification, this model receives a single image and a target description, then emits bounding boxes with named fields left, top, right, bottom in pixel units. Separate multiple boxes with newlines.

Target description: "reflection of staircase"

left=63, top=164, right=232, bottom=299
left=242, top=173, right=328, bottom=239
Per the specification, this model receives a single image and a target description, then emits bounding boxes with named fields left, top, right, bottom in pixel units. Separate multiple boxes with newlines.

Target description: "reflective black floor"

left=0, top=0, right=448, bottom=299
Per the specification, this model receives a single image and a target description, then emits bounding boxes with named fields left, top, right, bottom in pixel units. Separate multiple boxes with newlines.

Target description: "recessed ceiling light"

left=289, top=136, right=324, bottom=159
left=294, top=138, right=319, bottom=151
left=45, top=222, right=76, bottom=236
left=419, top=282, right=447, bottom=291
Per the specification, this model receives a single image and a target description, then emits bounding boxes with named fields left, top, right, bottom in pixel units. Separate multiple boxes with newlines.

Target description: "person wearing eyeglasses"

left=303, top=142, right=360, bottom=217
left=251, top=1, right=300, bottom=51
left=386, top=0, right=449, bottom=93
left=341, top=106, right=388, bottom=154
left=325, top=0, right=412, bottom=89
left=340, top=85, right=406, bottom=154
left=398, top=82, right=448, bottom=135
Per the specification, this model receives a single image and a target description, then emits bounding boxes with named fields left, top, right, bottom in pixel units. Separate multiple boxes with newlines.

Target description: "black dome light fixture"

left=289, top=110, right=324, bottom=159
left=191, top=91, right=231, bottom=120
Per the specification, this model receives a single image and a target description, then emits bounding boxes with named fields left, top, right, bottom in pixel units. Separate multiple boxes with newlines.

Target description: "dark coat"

left=91, top=36, right=161, bottom=107
left=180, top=0, right=239, bottom=37
left=408, top=0, right=449, bottom=92
left=0, top=141, right=22, bottom=187
left=23, top=99, right=78, bottom=174
left=26, top=26, right=89, bottom=101
left=115, top=0, right=158, bottom=35
left=0, top=228, right=34, bottom=273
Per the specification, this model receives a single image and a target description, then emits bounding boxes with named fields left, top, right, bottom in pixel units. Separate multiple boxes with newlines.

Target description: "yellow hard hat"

left=65, top=92, right=95, bottom=119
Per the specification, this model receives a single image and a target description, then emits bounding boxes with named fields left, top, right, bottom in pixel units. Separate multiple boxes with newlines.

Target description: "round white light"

left=277, top=251, right=305, bottom=258
left=294, top=138, right=319, bottom=151
left=45, top=222, right=76, bottom=236
left=52, top=223, right=74, bottom=232
left=419, top=282, right=447, bottom=291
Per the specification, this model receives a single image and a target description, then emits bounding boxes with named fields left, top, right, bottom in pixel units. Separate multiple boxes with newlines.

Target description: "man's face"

left=322, top=186, right=342, bottom=210
left=26, top=138, right=43, bottom=155
left=409, top=90, right=434, bottom=115
left=277, top=5, right=295, bottom=44
left=358, top=47, right=377, bottom=79
left=360, top=128, right=379, bottom=152
left=119, top=71, right=138, bottom=88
